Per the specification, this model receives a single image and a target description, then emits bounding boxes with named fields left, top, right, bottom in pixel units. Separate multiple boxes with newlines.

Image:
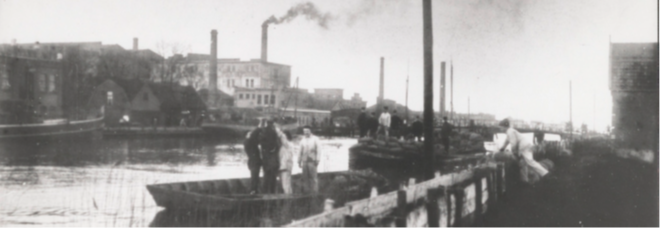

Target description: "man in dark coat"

left=368, top=112, right=379, bottom=138
left=259, top=119, right=282, bottom=194
left=410, top=116, right=423, bottom=141
left=440, top=117, right=454, bottom=154
left=356, top=107, right=368, bottom=138
left=243, top=121, right=263, bottom=194
left=390, top=110, right=403, bottom=139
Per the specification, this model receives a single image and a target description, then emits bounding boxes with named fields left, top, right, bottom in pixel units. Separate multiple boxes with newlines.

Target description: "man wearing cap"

left=259, top=119, right=281, bottom=194
left=497, top=119, right=549, bottom=183
left=390, top=110, right=403, bottom=139
left=357, top=107, right=368, bottom=138
left=298, top=128, right=321, bottom=193
left=243, top=120, right=264, bottom=194
left=410, top=116, right=423, bottom=142
left=440, top=117, right=454, bottom=153
left=378, top=106, right=392, bottom=138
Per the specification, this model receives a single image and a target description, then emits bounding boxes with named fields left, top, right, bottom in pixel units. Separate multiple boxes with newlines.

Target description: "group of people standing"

left=243, top=119, right=321, bottom=195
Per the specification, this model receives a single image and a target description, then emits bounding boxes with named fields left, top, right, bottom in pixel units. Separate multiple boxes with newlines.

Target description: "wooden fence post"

left=426, top=188, right=440, bottom=227
left=395, top=190, right=407, bottom=227
left=453, top=187, right=465, bottom=227
left=474, top=176, right=484, bottom=226
left=496, top=163, right=506, bottom=197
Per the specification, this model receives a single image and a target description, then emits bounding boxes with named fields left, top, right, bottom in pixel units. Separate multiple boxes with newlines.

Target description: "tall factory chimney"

left=261, top=24, right=268, bottom=62
left=209, top=30, right=218, bottom=94
left=440, top=62, right=446, bottom=117
left=133, top=38, right=138, bottom=50
left=377, top=57, right=385, bottom=112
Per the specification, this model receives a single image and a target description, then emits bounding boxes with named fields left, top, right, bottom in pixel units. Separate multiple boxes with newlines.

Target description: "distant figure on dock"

left=357, top=107, right=368, bottom=138
left=378, top=106, right=391, bottom=138
left=390, top=110, right=403, bottom=140
left=368, top=112, right=379, bottom=138
left=440, top=117, right=454, bottom=153
left=260, top=119, right=282, bottom=194
left=497, top=119, right=549, bottom=184
left=276, top=126, right=293, bottom=194
left=298, top=128, right=320, bottom=193
left=244, top=120, right=263, bottom=194
left=410, top=116, right=423, bottom=142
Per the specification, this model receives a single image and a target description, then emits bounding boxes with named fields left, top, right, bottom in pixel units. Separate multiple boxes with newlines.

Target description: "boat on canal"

left=0, top=116, right=104, bottom=140
left=146, top=169, right=395, bottom=212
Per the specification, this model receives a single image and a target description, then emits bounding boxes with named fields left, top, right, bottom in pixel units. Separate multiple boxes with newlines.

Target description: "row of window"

left=222, top=79, right=256, bottom=88
left=0, top=71, right=9, bottom=90
left=237, top=93, right=275, bottom=105
left=37, top=74, right=57, bottom=92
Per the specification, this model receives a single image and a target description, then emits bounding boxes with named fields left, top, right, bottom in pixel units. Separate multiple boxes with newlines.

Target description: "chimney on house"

left=210, top=30, right=218, bottom=92
left=261, top=24, right=268, bottom=62
left=133, top=38, right=138, bottom=50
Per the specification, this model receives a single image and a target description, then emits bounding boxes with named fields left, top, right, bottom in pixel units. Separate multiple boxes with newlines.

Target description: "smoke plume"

left=263, top=2, right=334, bottom=29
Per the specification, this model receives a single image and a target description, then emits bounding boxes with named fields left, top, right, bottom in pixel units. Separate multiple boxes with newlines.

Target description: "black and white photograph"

left=0, top=0, right=658, bottom=227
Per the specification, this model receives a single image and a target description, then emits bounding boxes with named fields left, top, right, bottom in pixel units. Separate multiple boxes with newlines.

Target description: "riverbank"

left=483, top=140, right=659, bottom=226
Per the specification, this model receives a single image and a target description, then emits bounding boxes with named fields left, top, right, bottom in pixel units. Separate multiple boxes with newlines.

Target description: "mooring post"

left=474, top=175, right=484, bottom=226
left=496, top=163, right=506, bottom=197
left=453, top=187, right=465, bottom=227
left=396, top=190, right=408, bottom=227
left=426, top=187, right=442, bottom=227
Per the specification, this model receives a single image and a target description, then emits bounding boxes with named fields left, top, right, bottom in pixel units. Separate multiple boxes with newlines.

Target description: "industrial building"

left=609, top=42, right=659, bottom=153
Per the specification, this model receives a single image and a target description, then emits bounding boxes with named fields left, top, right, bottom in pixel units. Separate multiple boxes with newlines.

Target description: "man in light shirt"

left=298, top=128, right=321, bottom=193
left=378, top=106, right=392, bottom=138
left=498, top=119, right=549, bottom=184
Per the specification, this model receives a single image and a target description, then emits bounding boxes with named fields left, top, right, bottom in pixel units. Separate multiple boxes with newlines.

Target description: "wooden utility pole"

left=422, top=0, right=435, bottom=179
left=570, top=80, right=573, bottom=140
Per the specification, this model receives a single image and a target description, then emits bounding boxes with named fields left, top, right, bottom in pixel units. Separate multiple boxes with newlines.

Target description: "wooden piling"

left=396, top=190, right=408, bottom=227
left=422, top=0, right=436, bottom=179
left=426, top=187, right=442, bottom=227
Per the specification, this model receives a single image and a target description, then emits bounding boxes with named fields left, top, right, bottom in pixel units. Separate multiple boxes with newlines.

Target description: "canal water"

left=0, top=132, right=558, bottom=227
left=0, top=135, right=353, bottom=227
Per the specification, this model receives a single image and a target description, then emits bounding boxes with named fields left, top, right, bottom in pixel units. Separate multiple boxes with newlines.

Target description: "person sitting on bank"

left=497, top=119, right=550, bottom=184
left=378, top=106, right=391, bottom=138
left=298, top=128, right=321, bottom=193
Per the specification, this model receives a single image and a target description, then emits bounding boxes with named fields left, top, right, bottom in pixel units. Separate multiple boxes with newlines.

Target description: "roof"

left=612, top=43, right=658, bottom=59
left=110, top=78, right=144, bottom=100
left=307, top=97, right=341, bottom=111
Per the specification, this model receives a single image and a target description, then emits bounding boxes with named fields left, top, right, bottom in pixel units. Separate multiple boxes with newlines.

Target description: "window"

left=239, top=94, right=243, bottom=99
left=250, top=79, right=254, bottom=88
left=245, top=79, right=249, bottom=87
left=0, top=71, right=9, bottom=90
left=271, top=95, right=275, bottom=105
left=38, top=74, right=46, bottom=92
left=257, top=95, right=261, bottom=104
left=48, top=75, right=56, bottom=92
left=107, top=91, right=114, bottom=105
left=143, top=93, right=149, bottom=101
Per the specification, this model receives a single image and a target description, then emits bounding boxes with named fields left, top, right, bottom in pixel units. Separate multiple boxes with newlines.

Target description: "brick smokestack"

left=261, top=24, right=268, bottom=62
left=440, top=61, right=446, bottom=117
left=133, top=38, right=138, bottom=50
left=377, top=57, right=384, bottom=112
left=209, top=30, right=218, bottom=91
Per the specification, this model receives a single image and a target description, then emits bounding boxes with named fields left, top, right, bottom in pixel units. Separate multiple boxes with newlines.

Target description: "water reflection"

left=0, top=135, right=356, bottom=227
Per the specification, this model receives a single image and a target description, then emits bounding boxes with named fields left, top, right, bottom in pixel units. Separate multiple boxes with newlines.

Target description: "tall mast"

left=294, top=77, right=299, bottom=119
left=451, top=60, right=453, bottom=120
left=405, top=60, right=410, bottom=123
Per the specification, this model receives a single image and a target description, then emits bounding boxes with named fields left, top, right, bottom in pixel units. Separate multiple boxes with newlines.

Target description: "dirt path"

left=483, top=147, right=658, bottom=227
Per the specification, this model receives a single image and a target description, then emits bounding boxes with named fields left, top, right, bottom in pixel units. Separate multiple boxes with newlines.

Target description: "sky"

left=0, top=0, right=657, bottom=131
